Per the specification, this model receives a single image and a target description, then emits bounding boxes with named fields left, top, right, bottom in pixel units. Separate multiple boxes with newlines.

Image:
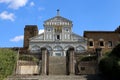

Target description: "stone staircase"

left=7, top=75, right=103, bottom=80
left=49, top=56, right=66, bottom=75
left=7, top=75, right=87, bottom=80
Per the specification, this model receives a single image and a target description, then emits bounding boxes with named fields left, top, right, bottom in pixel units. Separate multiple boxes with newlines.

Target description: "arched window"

left=31, top=45, right=40, bottom=53
left=88, top=39, right=94, bottom=48
left=53, top=46, right=63, bottom=56
left=99, top=38, right=105, bottom=47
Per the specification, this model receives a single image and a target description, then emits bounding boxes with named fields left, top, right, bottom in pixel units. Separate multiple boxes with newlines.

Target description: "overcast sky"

left=0, top=0, right=120, bottom=47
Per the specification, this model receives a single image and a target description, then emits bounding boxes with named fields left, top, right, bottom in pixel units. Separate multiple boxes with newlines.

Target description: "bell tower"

left=24, top=25, right=38, bottom=48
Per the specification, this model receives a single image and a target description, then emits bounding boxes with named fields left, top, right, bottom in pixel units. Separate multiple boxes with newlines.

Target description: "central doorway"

left=53, top=51, right=63, bottom=56
left=52, top=46, right=64, bottom=56
left=55, top=52, right=62, bottom=56
left=48, top=46, right=66, bottom=75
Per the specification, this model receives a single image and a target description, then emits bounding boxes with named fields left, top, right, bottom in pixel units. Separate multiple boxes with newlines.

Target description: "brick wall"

left=24, top=25, right=38, bottom=48
left=77, top=61, right=97, bottom=75
left=84, top=31, right=120, bottom=53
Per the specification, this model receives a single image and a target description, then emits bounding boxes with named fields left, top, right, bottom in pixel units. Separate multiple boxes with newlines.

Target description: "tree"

left=99, top=44, right=120, bottom=80
left=99, top=57, right=114, bottom=76
left=0, top=49, right=17, bottom=80
left=111, top=43, right=120, bottom=57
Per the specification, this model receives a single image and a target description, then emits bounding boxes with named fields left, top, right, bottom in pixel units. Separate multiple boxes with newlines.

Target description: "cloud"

left=10, top=35, right=24, bottom=42
left=0, top=0, right=28, bottom=9
left=0, top=0, right=11, bottom=3
left=10, top=29, right=44, bottom=42
left=0, top=11, right=15, bottom=21
left=39, top=29, right=44, bottom=34
left=30, top=2, right=35, bottom=7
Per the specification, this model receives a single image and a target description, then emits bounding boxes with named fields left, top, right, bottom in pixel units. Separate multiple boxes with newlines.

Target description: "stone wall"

left=16, top=61, right=40, bottom=75
left=77, top=61, right=97, bottom=75
left=15, top=48, right=98, bottom=76
left=84, top=31, right=120, bottom=53
left=75, top=51, right=98, bottom=75
left=18, top=65, right=39, bottom=75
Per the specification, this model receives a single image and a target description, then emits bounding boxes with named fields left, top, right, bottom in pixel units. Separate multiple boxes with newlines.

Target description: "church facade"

left=15, top=10, right=120, bottom=76
left=24, top=10, right=87, bottom=56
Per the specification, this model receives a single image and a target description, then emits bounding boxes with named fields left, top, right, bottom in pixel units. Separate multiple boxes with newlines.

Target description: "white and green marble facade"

left=29, top=10, right=87, bottom=56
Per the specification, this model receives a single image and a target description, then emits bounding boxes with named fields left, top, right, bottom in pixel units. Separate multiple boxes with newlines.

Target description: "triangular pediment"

left=44, top=16, right=72, bottom=26
left=45, top=16, right=72, bottom=23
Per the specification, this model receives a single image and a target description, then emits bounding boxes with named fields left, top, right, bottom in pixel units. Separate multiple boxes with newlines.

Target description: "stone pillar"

left=95, top=48, right=102, bottom=74
left=96, top=48, right=102, bottom=63
left=69, top=47, right=75, bottom=75
left=41, top=48, right=48, bottom=75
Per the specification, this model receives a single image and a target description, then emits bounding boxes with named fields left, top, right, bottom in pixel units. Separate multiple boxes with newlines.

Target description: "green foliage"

left=0, top=49, right=17, bottom=80
left=111, top=43, right=120, bottom=57
left=103, top=51, right=111, bottom=56
left=80, top=55, right=97, bottom=61
left=19, top=55, right=39, bottom=63
left=99, top=44, right=120, bottom=79
left=99, top=57, right=114, bottom=75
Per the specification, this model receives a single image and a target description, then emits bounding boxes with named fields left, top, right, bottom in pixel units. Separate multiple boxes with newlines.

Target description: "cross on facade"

left=57, top=9, right=60, bottom=16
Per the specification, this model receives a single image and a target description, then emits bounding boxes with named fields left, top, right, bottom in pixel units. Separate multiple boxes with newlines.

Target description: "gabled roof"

left=44, top=16, right=72, bottom=23
left=44, top=10, right=72, bottom=26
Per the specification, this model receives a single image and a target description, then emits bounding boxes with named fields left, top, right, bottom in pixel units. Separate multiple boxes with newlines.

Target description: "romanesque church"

left=15, top=10, right=120, bottom=76
left=24, top=10, right=87, bottom=56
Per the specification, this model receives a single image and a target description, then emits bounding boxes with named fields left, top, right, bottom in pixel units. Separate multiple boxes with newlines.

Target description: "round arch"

left=53, top=46, right=63, bottom=51
left=64, top=45, right=74, bottom=51
left=30, top=45, right=41, bottom=53
left=43, top=46, right=53, bottom=56
left=53, top=46, right=64, bottom=56
left=45, top=46, right=52, bottom=51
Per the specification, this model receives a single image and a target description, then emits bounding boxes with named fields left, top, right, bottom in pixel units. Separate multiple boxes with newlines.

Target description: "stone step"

left=7, top=75, right=103, bottom=80
left=49, top=56, right=66, bottom=75
left=8, top=75, right=86, bottom=80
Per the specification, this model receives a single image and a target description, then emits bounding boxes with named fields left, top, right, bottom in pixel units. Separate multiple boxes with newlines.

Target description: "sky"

left=0, top=0, right=120, bottom=47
